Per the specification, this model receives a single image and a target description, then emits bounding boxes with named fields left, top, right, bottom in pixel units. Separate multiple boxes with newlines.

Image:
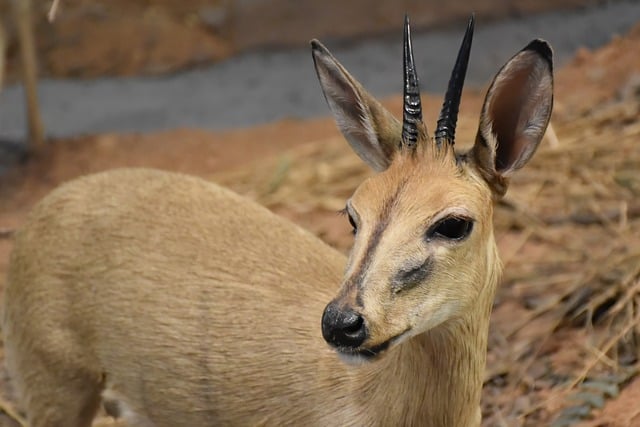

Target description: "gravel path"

left=1, top=1, right=639, bottom=140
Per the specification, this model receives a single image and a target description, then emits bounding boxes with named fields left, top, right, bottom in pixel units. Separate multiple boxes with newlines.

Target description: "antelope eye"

left=427, top=217, right=473, bottom=241
left=347, top=212, right=358, bottom=234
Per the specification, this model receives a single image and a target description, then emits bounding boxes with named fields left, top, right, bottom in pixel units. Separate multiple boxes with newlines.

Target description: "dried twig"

left=0, top=228, right=15, bottom=239
left=542, top=203, right=640, bottom=226
left=48, top=0, right=62, bottom=22
left=569, top=310, right=640, bottom=391
left=0, top=395, right=26, bottom=427
left=545, top=122, right=560, bottom=149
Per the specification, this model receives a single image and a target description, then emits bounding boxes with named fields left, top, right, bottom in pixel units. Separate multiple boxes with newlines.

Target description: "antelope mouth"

left=335, top=329, right=411, bottom=364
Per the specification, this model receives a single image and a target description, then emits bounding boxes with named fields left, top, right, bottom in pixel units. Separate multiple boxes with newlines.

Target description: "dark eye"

left=347, top=213, right=357, bottom=235
left=428, top=217, right=473, bottom=241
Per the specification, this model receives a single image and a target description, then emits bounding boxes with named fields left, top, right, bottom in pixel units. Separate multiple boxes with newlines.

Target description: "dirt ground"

left=1, top=0, right=232, bottom=80
left=0, top=10, right=640, bottom=427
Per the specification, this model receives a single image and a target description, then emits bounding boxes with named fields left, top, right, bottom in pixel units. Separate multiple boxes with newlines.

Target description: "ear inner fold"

left=471, top=39, right=554, bottom=196
left=489, top=51, right=553, bottom=173
left=311, top=39, right=403, bottom=172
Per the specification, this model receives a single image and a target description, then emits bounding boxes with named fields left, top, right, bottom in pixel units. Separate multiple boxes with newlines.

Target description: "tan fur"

left=5, top=167, right=485, bottom=427
left=3, top=35, right=553, bottom=427
left=330, top=145, right=500, bottom=426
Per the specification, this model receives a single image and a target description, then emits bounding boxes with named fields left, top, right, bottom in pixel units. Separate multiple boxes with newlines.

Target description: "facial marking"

left=343, top=180, right=407, bottom=297
left=391, top=256, right=434, bottom=293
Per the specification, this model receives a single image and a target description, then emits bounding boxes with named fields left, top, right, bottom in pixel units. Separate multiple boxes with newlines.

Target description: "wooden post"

left=0, top=21, right=6, bottom=91
left=13, top=0, right=45, bottom=152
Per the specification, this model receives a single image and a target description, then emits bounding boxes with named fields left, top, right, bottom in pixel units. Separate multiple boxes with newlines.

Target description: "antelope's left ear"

left=471, top=39, right=553, bottom=196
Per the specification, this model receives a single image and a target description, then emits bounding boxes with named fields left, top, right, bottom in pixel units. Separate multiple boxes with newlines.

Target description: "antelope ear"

left=471, top=39, right=553, bottom=196
left=311, top=39, right=402, bottom=172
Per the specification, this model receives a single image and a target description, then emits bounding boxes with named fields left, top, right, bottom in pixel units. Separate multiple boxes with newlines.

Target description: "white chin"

left=336, top=352, right=372, bottom=366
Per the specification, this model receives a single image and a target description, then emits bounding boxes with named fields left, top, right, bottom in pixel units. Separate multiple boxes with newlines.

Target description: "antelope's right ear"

left=311, top=39, right=402, bottom=172
left=471, top=39, right=554, bottom=196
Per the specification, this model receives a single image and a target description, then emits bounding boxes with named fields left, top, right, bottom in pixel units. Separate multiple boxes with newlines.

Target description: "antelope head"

left=312, top=15, right=553, bottom=363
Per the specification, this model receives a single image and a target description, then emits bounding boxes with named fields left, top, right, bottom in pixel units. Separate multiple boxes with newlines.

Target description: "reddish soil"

left=2, top=0, right=231, bottom=80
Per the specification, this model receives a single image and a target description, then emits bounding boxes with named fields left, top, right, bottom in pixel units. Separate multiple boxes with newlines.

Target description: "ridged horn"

left=401, top=14, right=423, bottom=148
left=435, top=14, right=475, bottom=147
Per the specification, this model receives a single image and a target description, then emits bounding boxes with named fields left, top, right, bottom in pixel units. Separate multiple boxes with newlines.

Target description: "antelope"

left=2, top=15, right=553, bottom=427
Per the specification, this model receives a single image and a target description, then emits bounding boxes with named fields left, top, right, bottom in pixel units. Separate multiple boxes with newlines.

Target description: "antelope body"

left=3, top=17, right=553, bottom=427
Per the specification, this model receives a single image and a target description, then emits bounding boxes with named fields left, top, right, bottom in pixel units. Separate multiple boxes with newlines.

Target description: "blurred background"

left=0, top=0, right=639, bottom=140
left=1, top=1, right=640, bottom=426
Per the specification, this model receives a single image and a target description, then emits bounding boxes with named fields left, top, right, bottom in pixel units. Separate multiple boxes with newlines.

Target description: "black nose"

left=321, top=302, right=367, bottom=348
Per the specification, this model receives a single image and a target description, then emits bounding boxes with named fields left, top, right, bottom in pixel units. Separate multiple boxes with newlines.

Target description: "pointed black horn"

left=401, top=14, right=423, bottom=148
left=435, top=14, right=475, bottom=147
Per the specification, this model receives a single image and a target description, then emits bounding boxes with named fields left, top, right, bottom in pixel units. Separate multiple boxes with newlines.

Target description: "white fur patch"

left=336, top=352, right=372, bottom=366
left=102, top=388, right=157, bottom=427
